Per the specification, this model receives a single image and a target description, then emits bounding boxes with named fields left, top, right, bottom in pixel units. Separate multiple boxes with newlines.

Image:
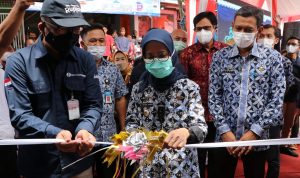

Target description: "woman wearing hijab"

left=112, top=50, right=132, bottom=86
left=125, top=29, right=207, bottom=177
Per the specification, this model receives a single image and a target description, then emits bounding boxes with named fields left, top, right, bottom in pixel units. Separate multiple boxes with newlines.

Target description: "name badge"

left=67, top=99, right=80, bottom=120
left=103, top=91, right=112, bottom=104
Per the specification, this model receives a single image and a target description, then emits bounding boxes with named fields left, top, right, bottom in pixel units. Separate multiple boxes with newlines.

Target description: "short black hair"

left=80, top=23, right=105, bottom=40
left=262, top=24, right=281, bottom=38
left=193, top=11, right=217, bottom=29
left=234, top=6, right=263, bottom=28
left=287, top=36, right=300, bottom=44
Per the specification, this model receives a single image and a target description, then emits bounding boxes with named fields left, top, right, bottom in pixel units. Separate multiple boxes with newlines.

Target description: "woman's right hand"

left=164, top=128, right=190, bottom=149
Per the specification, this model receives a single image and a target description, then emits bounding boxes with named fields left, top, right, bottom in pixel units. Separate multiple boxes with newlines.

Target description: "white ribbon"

left=3, top=138, right=299, bottom=170
left=94, top=138, right=300, bottom=148
left=1, top=138, right=300, bottom=148
left=185, top=138, right=300, bottom=148
left=0, top=139, right=64, bottom=145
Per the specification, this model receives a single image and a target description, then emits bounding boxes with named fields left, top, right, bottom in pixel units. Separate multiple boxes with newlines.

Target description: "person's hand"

left=233, top=130, right=259, bottom=157
left=14, top=0, right=35, bottom=11
left=273, top=15, right=281, bottom=26
left=75, top=130, right=96, bottom=156
left=221, top=131, right=237, bottom=156
left=56, top=130, right=79, bottom=153
left=164, top=128, right=190, bottom=149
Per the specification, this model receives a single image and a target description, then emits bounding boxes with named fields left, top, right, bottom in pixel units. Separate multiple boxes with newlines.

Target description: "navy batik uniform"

left=94, top=59, right=128, bottom=142
left=209, top=42, right=286, bottom=150
left=126, top=78, right=207, bottom=178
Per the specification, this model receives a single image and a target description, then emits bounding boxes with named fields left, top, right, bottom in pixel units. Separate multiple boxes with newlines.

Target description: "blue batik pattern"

left=209, top=42, right=286, bottom=151
left=126, top=78, right=207, bottom=178
left=94, top=59, right=128, bottom=142
left=282, top=55, right=294, bottom=90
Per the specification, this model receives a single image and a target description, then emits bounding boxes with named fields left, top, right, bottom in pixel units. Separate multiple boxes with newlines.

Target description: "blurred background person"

left=103, top=25, right=114, bottom=60
left=171, top=29, right=188, bottom=54
left=257, top=24, right=294, bottom=178
left=25, top=38, right=35, bottom=47
left=115, top=27, right=130, bottom=53
left=112, top=50, right=132, bottom=87
left=127, top=34, right=136, bottom=63
left=281, top=36, right=300, bottom=157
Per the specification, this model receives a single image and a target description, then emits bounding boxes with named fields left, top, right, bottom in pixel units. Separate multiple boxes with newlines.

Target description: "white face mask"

left=87, top=46, right=106, bottom=59
left=196, top=29, right=213, bottom=44
left=286, top=45, right=299, bottom=54
left=257, top=38, right=274, bottom=48
left=233, top=31, right=256, bottom=48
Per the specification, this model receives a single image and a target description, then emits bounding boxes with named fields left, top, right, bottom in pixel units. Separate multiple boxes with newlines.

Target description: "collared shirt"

left=4, top=36, right=101, bottom=177
left=209, top=42, right=286, bottom=151
left=126, top=78, right=207, bottom=177
left=94, top=59, right=128, bottom=142
left=115, top=36, right=130, bottom=53
left=180, top=41, right=228, bottom=122
left=0, top=69, right=14, bottom=139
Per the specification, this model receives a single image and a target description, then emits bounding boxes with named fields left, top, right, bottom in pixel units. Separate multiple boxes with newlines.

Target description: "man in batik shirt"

left=180, top=11, right=227, bottom=178
left=209, top=6, right=285, bottom=178
left=80, top=24, right=128, bottom=178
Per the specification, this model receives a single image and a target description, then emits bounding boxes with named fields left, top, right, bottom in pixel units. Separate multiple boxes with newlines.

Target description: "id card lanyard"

left=103, top=79, right=112, bottom=104
left=67, top=91, right=80, bottom=120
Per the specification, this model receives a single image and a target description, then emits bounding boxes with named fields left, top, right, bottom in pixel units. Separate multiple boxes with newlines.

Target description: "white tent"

left=242, top=0, right=300, bottom=23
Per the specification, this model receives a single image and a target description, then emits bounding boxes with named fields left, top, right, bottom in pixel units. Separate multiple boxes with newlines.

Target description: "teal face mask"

left=173, top=40, right=187, bottom=52
left=145, top=57, right=175, bottom=78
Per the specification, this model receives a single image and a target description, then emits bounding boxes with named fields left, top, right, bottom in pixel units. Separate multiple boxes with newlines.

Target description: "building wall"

left=135, top=2, right=179, bottom=37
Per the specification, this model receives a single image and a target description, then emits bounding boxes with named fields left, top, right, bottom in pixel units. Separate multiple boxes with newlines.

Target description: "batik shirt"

left=282, top=55, right=294, bottom=90
left=180, top=41, right=227, bottom=122
left=126, top=78, right=207, bottom=178
left=94, top=59, right=128, bottom=142
left=209, top=42, right=286, bottom=151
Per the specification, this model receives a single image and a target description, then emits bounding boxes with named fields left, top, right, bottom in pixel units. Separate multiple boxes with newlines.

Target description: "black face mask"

left=45, top=31, right=79, bottom=54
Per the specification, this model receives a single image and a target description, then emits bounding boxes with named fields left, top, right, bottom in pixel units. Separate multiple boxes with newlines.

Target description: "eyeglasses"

left=143, top=50, right=175, bottom=64
left=144, top=57, right=170, bottom=64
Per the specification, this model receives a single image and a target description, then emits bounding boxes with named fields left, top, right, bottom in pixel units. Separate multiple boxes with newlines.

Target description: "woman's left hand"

left=164, top=128, right=190, bottom=149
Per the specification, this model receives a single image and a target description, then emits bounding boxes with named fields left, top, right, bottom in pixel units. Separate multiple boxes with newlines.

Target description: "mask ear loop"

left=170, top=49, right=175, bottom=58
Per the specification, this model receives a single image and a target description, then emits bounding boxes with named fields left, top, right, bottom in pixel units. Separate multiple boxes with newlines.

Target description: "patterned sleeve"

left=251, top=53, right=286, bottom=136
left=114, top=68, right=128, bottom=99
left=125, top=83, right=141, bottom=131
left=186, top=82, right=208, bottom=143
left=208, top=51, right=231, bottom=135
left=282, top=56, right=294, bottom=90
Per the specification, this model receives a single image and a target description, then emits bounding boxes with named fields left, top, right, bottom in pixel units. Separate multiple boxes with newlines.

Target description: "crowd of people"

left=0, top=0, right=300, bottom=178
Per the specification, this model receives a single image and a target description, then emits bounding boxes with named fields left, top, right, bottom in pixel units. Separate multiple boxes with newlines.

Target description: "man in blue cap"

left=4, top=0, right=101, bottom=177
